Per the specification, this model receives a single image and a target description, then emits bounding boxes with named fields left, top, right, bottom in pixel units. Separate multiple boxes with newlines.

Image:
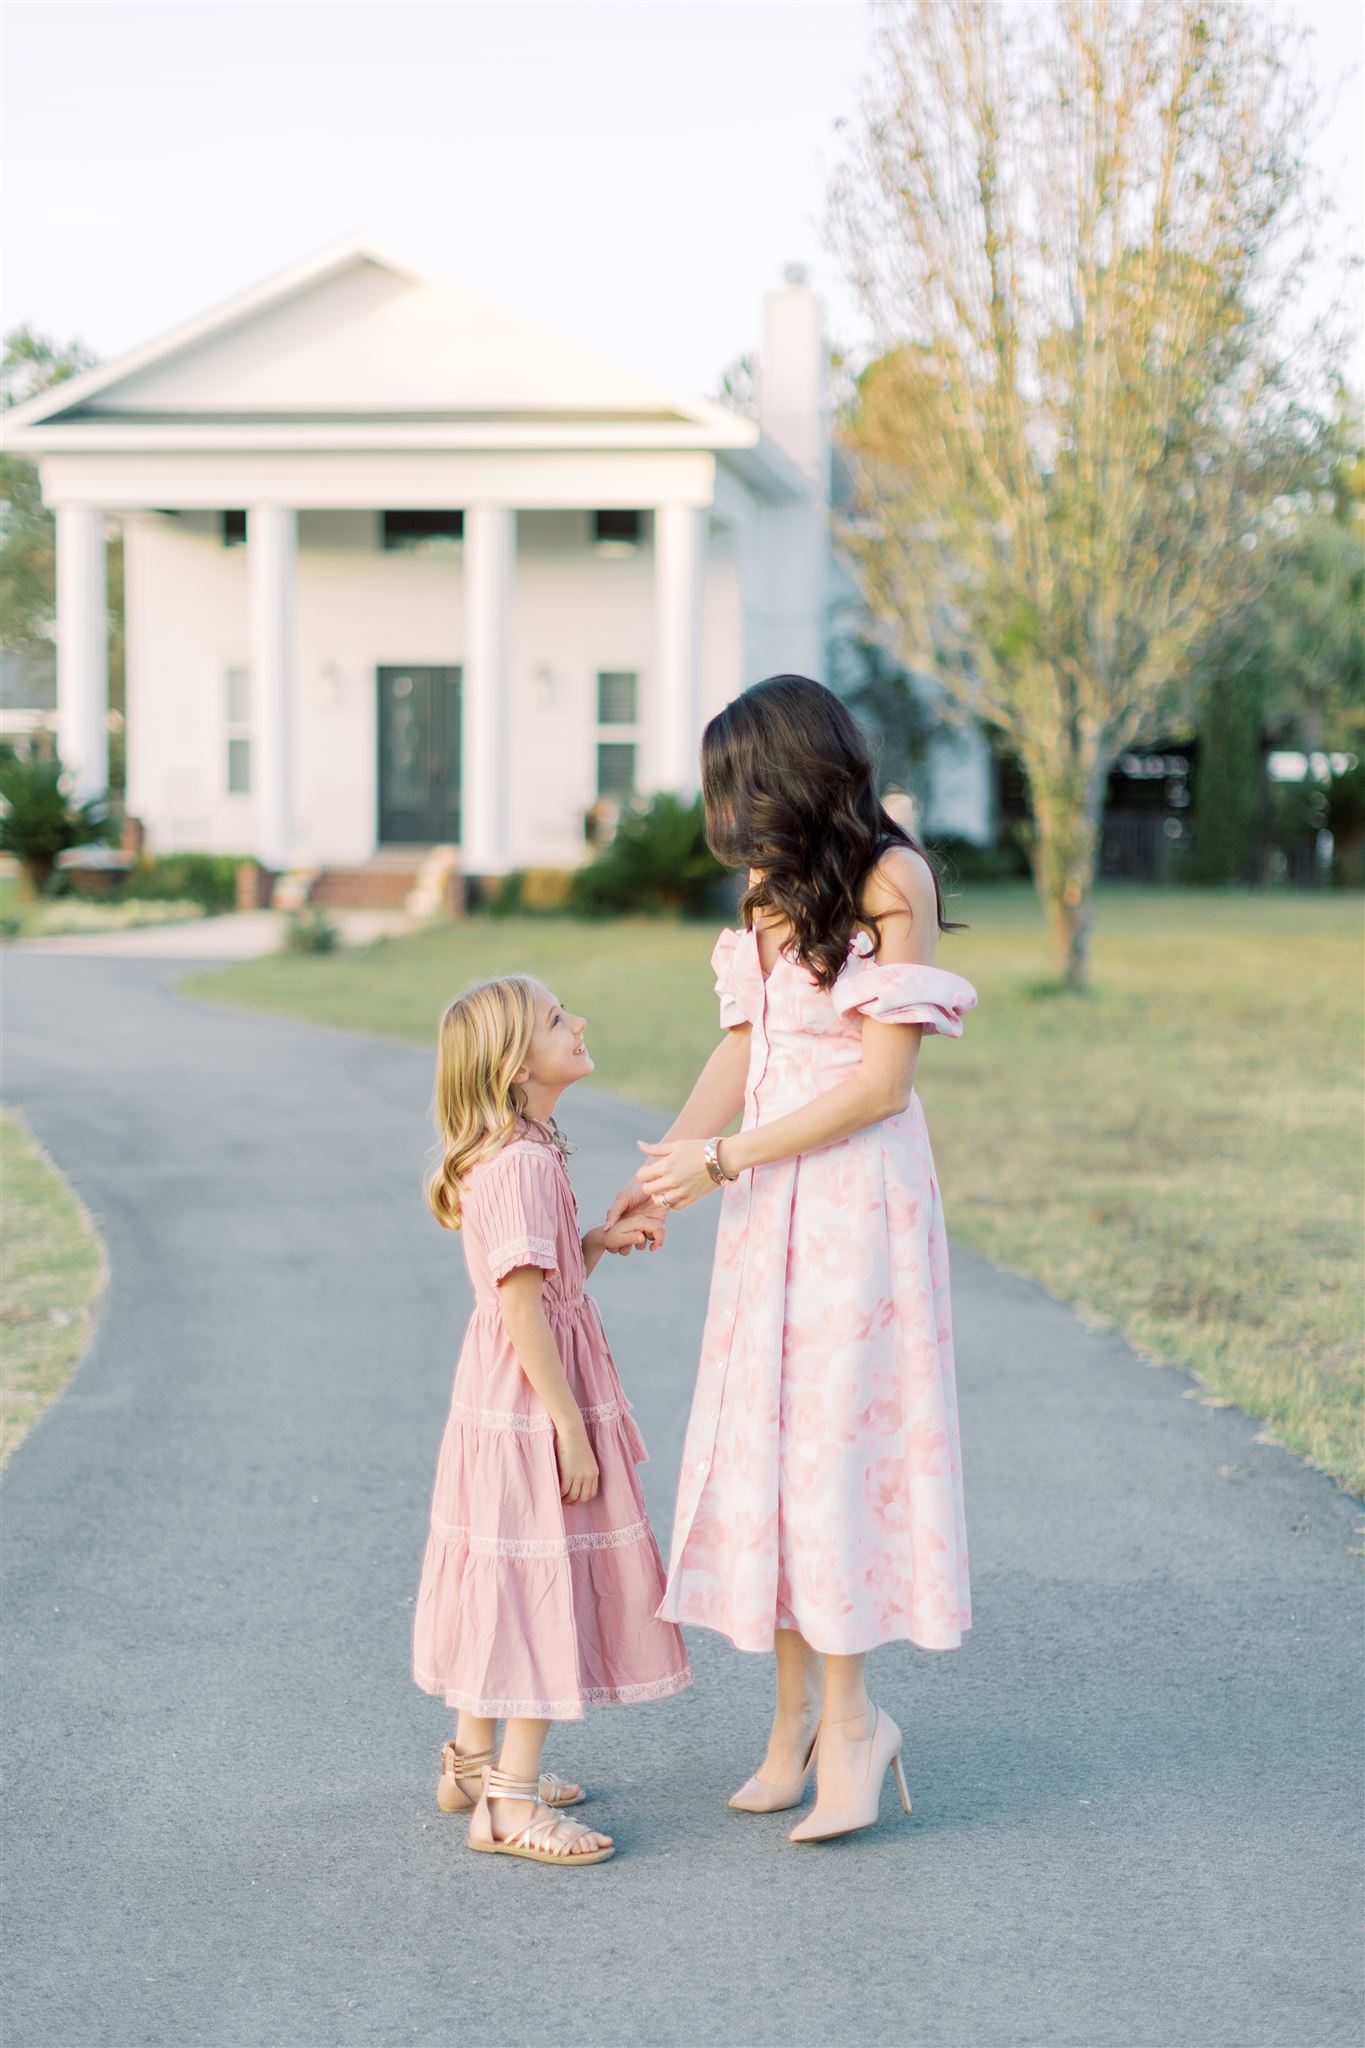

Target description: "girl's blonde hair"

left=426, top=975, right=563, bottom=1230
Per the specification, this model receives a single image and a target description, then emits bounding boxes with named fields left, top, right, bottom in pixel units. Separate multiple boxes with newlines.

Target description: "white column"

left=54, top=505, right=109, bottom=802
left=248, top=504, right=296, bottom=871
left=650, top=504, right=708, bottom=794
left=462, top=504, right=514, bottom=875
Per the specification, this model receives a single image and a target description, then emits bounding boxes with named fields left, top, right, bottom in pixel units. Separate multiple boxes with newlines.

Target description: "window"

left=382, top=509, right=464, bottom=551
left=596, top=743, right=636, bottom=801
left=593, top=509, right=642, bottom=557
left=222, top=510, right=247, bottom=548
left=225, top=667, right=251, bottom=794
left=596, top=671, right=638, bottom=725
left=593, top=668, right=641, bottom=800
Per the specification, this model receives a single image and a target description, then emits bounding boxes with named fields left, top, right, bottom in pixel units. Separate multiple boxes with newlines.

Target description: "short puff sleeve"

left=833, top=936, right=977, bottom=1039
left=712, top=927, right=749, bottom=1030
left=480, top=1145, right=562, bottom=1284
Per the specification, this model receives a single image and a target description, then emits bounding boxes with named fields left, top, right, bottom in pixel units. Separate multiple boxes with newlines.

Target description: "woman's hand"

left=636, top=1137, right=719, bottom=1213
left=554, top=1418, right=600, bottom=1504
left=604, top=1172, right=653, bottom=1231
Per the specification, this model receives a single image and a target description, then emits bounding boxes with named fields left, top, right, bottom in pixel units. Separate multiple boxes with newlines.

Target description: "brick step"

left=310, top=867, right=422, bottom=910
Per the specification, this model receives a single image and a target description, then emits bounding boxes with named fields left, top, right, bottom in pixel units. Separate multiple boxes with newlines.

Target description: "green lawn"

left=0, top=871, right=207, bottom=938
left=1, top=1108, right=107, bottom=1467
left=187, top=886, right=1364, bottom=1493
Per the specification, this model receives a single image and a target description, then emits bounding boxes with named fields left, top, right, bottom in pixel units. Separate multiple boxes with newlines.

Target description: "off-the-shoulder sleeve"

left=711, top=927, right=749, bottom=1030
left=832, top=953, right=978, bottom=1038
left=480, top=1147, right=561, bottom=1284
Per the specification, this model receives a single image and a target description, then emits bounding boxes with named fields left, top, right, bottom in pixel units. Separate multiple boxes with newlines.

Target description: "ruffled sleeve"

left=479, top=1146, right=562, bottom=1284
left=833, top=934, right=977, bottom=1038
left=711, top=928, right=749, bottom=1030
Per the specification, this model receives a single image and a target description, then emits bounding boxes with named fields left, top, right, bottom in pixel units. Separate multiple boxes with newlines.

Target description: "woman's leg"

left=755, top=1627, right=824, bottom=1780
left=812, top=1652, right=871, bottom=1803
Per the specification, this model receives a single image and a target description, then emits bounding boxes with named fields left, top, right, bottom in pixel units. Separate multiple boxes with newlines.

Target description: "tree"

left=827, top=625, right=936, bottom=802
left=1, top=327, right=124, bottom=793
left=1186, top=390, right=1363, bottom=881
left=833, top=0, right=1348, bottom=985
left=1, top=329, right=96, bottom=656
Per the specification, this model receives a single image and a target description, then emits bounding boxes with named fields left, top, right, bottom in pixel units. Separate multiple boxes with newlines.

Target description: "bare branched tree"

left=833, top=0, right=1350, bottom=985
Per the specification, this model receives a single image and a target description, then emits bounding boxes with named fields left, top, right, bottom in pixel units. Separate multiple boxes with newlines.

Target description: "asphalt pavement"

left=3, top=952, right=1361, bottom=2048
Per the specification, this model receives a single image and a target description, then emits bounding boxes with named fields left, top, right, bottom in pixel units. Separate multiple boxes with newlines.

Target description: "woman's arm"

left=637, top=850, right=938, bottom=1211
left=499, top=1267, right=599, bottom=1501
left=604, top=1026, right=750, bottom=1227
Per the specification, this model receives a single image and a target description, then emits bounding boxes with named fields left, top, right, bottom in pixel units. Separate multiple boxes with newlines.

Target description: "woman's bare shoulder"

left=861, top=844, right=937, bottom=921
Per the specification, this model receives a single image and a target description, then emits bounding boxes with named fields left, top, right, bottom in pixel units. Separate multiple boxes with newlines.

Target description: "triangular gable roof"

left=4, top=234, right=752, bottom=443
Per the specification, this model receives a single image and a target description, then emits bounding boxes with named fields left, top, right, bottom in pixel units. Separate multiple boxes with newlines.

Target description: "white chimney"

left=753, top=267, right=829, bottom=682
left=759, top=265, right=827, bottom=488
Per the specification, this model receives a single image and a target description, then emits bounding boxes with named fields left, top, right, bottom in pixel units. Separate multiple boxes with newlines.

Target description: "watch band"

left=704, top=1136, right=738, bottom=1186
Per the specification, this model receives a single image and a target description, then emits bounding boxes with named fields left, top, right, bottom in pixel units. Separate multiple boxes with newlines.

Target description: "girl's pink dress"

left=658, top=926, right=976, bottom=1658
left=413, top=1135, right=692, bottom=1719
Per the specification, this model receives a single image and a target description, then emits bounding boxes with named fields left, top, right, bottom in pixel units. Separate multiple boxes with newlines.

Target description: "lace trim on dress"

left=489, top=1234, right=558, bottom=1280
left=449, top=1397, right=627, bottom=1436
left=429, top=1513, right=653, bottom=1558
left=413, top=1664, right=694, bottom=1719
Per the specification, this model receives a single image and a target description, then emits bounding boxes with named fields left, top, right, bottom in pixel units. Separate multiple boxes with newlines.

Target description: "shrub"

left=121, top=852, right=243, bottom=914
left=283, top=908, right=339, bottom=955
left=925, top=831, right=1031, bottom=885
left=569, top=793, right=728, bottom=917
left=1324, top=761, right=1365, bottom=887
left=485, top=867, right=577, bottom=917
left=0, top=754, right=109, bottom=895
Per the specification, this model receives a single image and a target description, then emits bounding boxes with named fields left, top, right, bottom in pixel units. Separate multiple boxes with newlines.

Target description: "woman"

left=608, top=674, right=976, bottom=1844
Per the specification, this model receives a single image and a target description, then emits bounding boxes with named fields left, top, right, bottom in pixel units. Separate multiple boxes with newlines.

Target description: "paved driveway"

left=3, top=954, right=1360, bottom=2048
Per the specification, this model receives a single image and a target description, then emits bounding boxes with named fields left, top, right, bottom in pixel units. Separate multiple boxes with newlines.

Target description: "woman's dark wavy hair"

left=701, top=673, right=958, bottom=990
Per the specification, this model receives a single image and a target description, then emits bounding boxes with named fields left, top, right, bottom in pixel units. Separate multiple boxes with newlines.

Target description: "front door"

left=376, top=667, right=461, bottom=844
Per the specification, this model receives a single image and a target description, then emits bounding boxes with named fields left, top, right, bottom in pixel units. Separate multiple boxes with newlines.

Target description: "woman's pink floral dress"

left=657, top=927, right=976, bottom=1658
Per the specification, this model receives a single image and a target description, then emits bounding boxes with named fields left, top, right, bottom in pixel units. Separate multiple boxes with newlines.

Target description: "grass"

left=187, top=885, right=1365, bottom=1493
left=1, top=1108, right=107, bottom=1468
left=0, top=874, right=207, bottom=938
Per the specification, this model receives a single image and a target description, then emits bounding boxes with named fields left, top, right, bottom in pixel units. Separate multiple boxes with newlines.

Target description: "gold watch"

left=704, top=1136, right=738, bottom=1186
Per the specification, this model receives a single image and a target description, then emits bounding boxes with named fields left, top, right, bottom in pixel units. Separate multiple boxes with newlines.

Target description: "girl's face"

left=518, top=985, right=593, bottom=1099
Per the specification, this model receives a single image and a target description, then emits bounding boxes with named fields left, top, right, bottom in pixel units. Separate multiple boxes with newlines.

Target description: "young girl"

left=609, top=674, right=976, bottom=1845
left=412, top=975, right=691, bottom=1865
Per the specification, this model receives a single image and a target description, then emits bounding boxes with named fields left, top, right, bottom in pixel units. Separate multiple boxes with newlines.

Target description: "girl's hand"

left=636, top=1138, right=717, bottom=1213
left=555, top=1420, right=600, bottom=1504
left=599, top=1213, right=665, bottom=1256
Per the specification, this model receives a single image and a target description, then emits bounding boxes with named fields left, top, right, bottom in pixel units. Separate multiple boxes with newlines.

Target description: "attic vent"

left=593, top=509, right=642, bottom=557
left=382, top=510, right=464, bottom=551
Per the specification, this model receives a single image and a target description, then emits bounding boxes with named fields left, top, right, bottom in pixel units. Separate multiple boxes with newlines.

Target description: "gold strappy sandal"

left=468, top=1767, right=615, bottom=1866
left=436, top=1742, right=584, bottom=1814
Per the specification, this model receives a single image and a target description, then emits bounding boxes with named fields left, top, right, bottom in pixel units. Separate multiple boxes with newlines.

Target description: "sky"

left=2, top=0, right=1361, bottom=402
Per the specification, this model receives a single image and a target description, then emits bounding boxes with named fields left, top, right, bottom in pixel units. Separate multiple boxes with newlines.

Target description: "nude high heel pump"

left=728, top=1730, right=820, bottom=1814
left=788, top=1707, right=911, bottom=1844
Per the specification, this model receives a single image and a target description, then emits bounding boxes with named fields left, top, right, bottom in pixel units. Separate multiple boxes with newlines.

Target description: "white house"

left=3, top=237, right=839, bottom=894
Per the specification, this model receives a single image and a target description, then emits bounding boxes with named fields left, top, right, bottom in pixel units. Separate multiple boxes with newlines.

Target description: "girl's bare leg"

left=455, top=1711, right=497, bottom=1758
left=492, top=1718, right=611, bottom=1853
left=813, top=1651, right=871, bottom=1803
left=756, top=1627, right=824, bottom=1781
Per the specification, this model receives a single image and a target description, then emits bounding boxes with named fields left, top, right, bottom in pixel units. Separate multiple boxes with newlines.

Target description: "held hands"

left=635, top=1138, right=718, bottom=1214
left=585, top=1212, right=666, bottom=1262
